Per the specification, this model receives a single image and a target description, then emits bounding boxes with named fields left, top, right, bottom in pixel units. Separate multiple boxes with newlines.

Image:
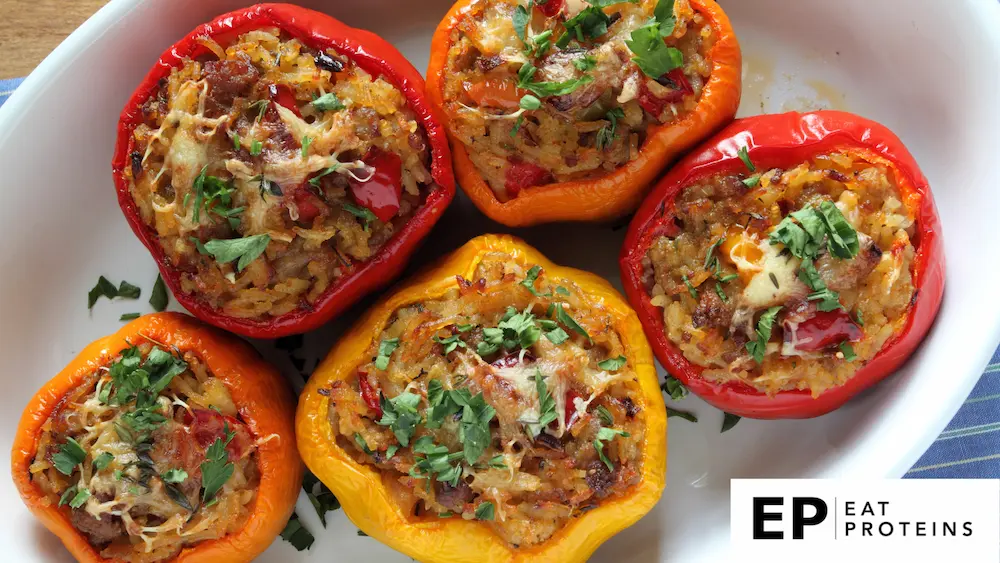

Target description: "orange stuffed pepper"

left=11, top=313, right=301, bottom=563
left=297, top=234, right=666, bottom=562
left=426, top=0, right=741, bottom=226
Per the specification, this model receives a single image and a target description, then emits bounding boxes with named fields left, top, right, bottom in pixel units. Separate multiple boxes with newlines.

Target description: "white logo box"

left=731, top=479, right=1000, bottom=562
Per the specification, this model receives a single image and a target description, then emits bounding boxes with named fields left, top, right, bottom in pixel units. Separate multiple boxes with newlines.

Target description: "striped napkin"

left=1, top=77, right=997, bottom=477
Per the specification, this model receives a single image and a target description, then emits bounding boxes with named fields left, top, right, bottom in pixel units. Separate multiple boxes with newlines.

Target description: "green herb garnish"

left=88, top=276, right=142, bottom=309
left=596, top=107, right=625, bottom=150
left=721, top=413, right=741, bottom=433
left=375, top=338, right=400, bottom=370
left=200, top=426, right=236, bottom=504
left=594, top=426, right=630, bottom=471
left=342, top=202, right=377, bottom=231
left=312, top=93, right=345, bottom=112
left=280, top=513, right=315, bottom=551
left=52, top=438, right=87, bottom=475
left=597, top=356, right=627, bottom=371
left=475, top=501, right=495, bottom=521
left=745, top=306, right=782, bottom=363
left=203, top=234, right=271, bottom=272
left=737, top=146, right=755, bottom=172
left=377, top=392, right=422, bottom=447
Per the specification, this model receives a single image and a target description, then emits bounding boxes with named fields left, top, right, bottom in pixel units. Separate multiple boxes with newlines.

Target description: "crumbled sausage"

left=203, top=53, right=259, bottom=113
left=692, top=288, right=733, bottom=329
left=70, top=509, right=124, bottom=545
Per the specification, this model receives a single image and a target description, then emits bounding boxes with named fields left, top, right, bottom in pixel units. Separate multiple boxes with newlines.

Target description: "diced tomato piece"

left=186, top=408, right=252, bottom=461
left=463, top=78, right=525, bottom=110
left=783, top=307, right=863, bottom=353
left=349, top=147, right=402, bottom=223
left=291, top=185, right=326, bottom=223
left=536, top=0, right=564, bottom=18
left=491, top=351, right=537, bottom=368
left=565, top=390, right=585, bottom=429
left=504, top=159, right=553, bottom=197
left=269, top=84, right=301, bottom=117
left=358, top=373, right=383, bottom=418
left=637, top=68, right=693, bottom=116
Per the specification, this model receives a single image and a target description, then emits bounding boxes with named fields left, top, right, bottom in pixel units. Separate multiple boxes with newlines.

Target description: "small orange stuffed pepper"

left=11, top=313, right=301, bottom=563
left=297, top=234, right=666, bottom=562
left=426, top=0, right=741, bottom=226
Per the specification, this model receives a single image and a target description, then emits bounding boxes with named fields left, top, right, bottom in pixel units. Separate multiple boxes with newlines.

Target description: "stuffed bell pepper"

left=297, top=234, right=665, bottom=562
left=426, top=0, right=741, bottom=226
left=112, top=4, right=455, bottom=338
left=11, top=313, right=301, bottom=562
left=620, top=110, right=945, bottom=418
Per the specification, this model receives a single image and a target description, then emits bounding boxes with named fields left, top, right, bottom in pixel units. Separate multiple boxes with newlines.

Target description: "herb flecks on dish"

left=126, top=30, right=437, bottom=320
left=326, top=252, right=646, bottom=547
left=441, top=0, right=713, bottom=200
left=29, top=341, right=260, bottom=560
left=644, top=151, right=917, bottom=395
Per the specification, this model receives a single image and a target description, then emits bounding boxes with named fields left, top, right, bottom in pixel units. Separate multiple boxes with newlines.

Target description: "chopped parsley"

left=478, top=306, right=543, bottom=356
left=433, top=333, right=467, bottom=355
left=342, top=202, right=377, bottom=231
left=354, top=433, right=373, bottom=455
left=573, top=55, right=598, bottom=72
left=409, top=436, right=465, bottom=487
left=52, top=438, right=87, bottom=475
left=301, top=136, right=312, bottom=158
left=475, top=501, right=495, bottom=521
left=745, top=306, right=782, bottom=364
left=377, top=392, right=422, bottom=447
left=203, top=234, right=271, bottom=272
left=721, top=413, right=741, bottom=433
left=594, top=426, right=630, bottom=471
left=375, top=338, right=399, bottom=370
left=596, top=107, right=625, bottom=150
left=552, top=303, right=591, bottom=341
left=681, top=274, right=698, bottom=299
left=303, top=470, right=341, bottom=526
left=200, top=426, right=236, bottom=504
left=309, top=164, right=341, bottom=186
left=311, top=93, right=345, bottom=112
left=517, top=61, right=594, bottom=98
left=453, top=389, right=496, bottom=464
left=520, top=94, right=542, bottom=111
left=595, top=405, right=614, bottom=426
left=737, top=146, right=756, bottom=172
left=854, top=310, right=864, bottom=326
left=280, top=513, right=315, bottom=551
left=523, top=371, right=558, bottom=438
left=839, top=341, right=857, bottom=361
left=743, top=174, right=761, bottom=187
left=667, top=407, right=697, bottom=423
left=149, top=274, right=169, bottom=312
left=59, top=487, right=91, bottom=509
left=87, top=276, right=141, bottom=309
left=249, top=139, right=263, bottom=157
left=92, top=452, right=114, bottom=471
left=119, top=312, right=141, bottom=322
left=513, top=4, right=530, bottom=43
left=661, top=374, right=688, bottom=400
left=625, top=0, right=682, bottom=78
left=162, top=468, right=188, bottom=483
left=597, top=355, right=627, bottom=371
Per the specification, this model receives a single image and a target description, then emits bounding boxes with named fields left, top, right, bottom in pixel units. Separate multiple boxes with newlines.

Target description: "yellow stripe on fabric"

left=908, top=452, right=1000, bottom=474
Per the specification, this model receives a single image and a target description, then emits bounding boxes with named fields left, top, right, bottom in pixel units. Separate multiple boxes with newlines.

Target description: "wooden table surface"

left=0, top=0, right=110, bottom=79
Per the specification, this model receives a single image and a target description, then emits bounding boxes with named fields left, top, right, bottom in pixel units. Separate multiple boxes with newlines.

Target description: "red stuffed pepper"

left=112, top=3, right=455, bottom=338
left=620, top=110, right=945, bottom=418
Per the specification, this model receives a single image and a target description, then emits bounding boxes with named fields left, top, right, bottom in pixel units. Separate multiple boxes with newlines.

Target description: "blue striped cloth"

left=1, top=77, right=997, bottom=477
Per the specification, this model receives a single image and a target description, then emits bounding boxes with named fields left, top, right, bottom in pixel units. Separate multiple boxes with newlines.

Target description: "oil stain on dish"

left=740, top=52, right=849, bottom=115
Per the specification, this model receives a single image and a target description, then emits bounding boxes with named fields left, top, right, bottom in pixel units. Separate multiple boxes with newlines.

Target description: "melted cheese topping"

left=127, top=30, right=434, bottom=320
left=440, top=0, right=713, bottom=200
left=644, top=151, right=918, bottom=395
left=30, top=342, right=259, bottom=562
left=324, top=252, right=645, bottom=548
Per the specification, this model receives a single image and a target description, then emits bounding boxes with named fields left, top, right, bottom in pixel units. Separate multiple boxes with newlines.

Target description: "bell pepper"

left=619, top=110, right=945, bottom=419
left=10, top=312, right=302, bottom=562
left=297, top=234, right=666, bottom=563
left=425, top=0, right=741, bottom=226
left=111, top=3, right=456, bottom=338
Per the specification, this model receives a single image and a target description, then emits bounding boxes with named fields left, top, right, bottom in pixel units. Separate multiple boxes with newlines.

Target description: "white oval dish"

left=2, top=0, right=999, bottom=561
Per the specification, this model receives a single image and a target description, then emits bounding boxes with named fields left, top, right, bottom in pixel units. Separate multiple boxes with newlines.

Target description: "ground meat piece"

left=585, top=460, right=615, bottom=498
left=71, top=509, right=124, bottom=545
left=692, top=289, right=733, bottom=329
left=815, top=232, right=882, bottom=292
left=434, top=480, right=474, bottom=512
left=203, top=54, right=259, bottom=112
left=476, top=55, right=505, bottom=73
left=713, top=175, right=748, bottom=199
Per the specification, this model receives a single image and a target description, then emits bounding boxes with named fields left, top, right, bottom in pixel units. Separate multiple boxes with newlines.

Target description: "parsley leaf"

left=312, top=93, right=345, bottom=112
left=595, top=405, right=614, bottom=426
left=377, top=392, right=422, bottom=447
left=524, top=371, right=558, bottom=438
left=162, top=468, right=188, bottom=483
left=839, top=341, right=858, bottom=361
left=301, top=136, right=312, bottom=158
left=594, top=426, right=630, bottom=470
left=452, top=389, right=496, bottom=464
left=721, top=413, right=741, bottom=433
left=67, top=487, right=91, bottom=509
left=342, top=202, right=377, bottom=231
left=596, top=107, right=625, bottom=150
left=119, top=312, right=141, bottom=321
left=652, top=0, right=677, bottom=36
left=200, top=427, right=236, bottom=504
left=280, top=513, right=315, bottom=551
left=520, top=265, right=550, bottom=297
left=433, top=333, right=467, bottom=355
left=661, top=374, right=688, bottom=400
left=682, top=274, right=698, bottom=299
left=249, top=139, right=263, bottom=157
left=149, top=274, right=169, bottom=312
left=552, top=303, right=590, bottom=341
left=667, top=406, right=698, bottom=422
left=737, top=146, right=756, bottom=172
left=745, top=306, right=782, bottom=363
left=204, top=234, right=271, bottom=272
left=520, top=94, right=542, bottom=111
left=92, top=452, right=114, bottom=472
left=817, top=201, right=860, bottom=259
left=477, top=306, right=543, bottom=356
left=309, top=164, right=341, bottom=186
left=517, top=62, right=594, bottom=98
left=597, top=356, right=627, bottom=371
left=375, top=338, right=399, bottom=371
left=425, top=380, right=463, bottom=429
left=626, top=24, right=683, bottom=78
left=88, top=277, right=142, bottom=309
left=354, top=433, right=373, bottom=455
left=573, top=55, right=598, bottom=72
left=303, top=470, right=341, bottom=526
left=475, top=502, right=495, bottom=521
left=409, top=436, right=465, bottom=487
left=52, top=438, right=87, bottom=475
left=513, top=4, right=530, bottom=43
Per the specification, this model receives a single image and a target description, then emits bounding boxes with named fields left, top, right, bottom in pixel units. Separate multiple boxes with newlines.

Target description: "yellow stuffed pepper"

left=297, top=234, right=666, bottom=562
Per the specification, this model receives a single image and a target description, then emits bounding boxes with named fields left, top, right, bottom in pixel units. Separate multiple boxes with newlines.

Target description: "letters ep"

left=753, top=497, right=829, bottom=539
